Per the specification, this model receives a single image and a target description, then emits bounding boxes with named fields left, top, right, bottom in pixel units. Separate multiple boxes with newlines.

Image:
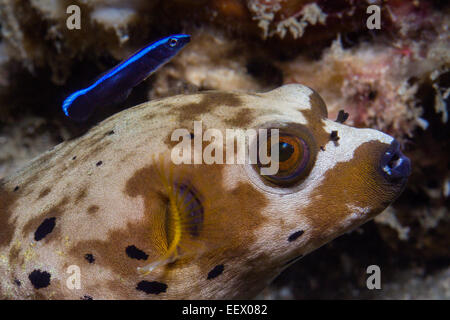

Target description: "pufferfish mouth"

left=379, top=139, right=411, bottom=184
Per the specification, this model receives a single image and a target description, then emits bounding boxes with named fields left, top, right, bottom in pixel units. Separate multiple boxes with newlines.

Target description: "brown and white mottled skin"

left=0, top=84, right=407, bottom=299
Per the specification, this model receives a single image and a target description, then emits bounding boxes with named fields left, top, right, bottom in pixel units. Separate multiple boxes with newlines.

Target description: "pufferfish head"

left=135, top=84, right=410, bottom=297
left=237, top=84, right=411, bottom=267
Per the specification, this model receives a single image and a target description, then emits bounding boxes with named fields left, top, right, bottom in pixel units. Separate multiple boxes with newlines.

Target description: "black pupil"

left=278, top=142, right=294, bottom=162
left=170, top=39, right=177, bottom=46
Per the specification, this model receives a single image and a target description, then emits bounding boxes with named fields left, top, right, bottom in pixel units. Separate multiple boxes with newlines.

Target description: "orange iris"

left=261, top=133, right=310, bottom=185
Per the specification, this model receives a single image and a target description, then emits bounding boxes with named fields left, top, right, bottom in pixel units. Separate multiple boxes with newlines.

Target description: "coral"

left=281, top=38, right=421, bottom=141
left=280, top=27, right=449, bottom=141
left=249, top=1, right=327, bottom=39
left=0, top=116, right=69, bottom=179
left=0, top=0, right=156, bottom=85
left=375, top=207, right=410, bottom=241
left=149, top=31, right=272, bottom=99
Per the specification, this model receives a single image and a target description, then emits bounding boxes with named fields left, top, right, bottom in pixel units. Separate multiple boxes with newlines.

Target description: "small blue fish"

left=62, top=34, right=191, bottom=121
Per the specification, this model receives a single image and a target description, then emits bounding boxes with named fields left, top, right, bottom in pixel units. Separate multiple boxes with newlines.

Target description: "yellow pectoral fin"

left=139, top=156, right=223, bottom=274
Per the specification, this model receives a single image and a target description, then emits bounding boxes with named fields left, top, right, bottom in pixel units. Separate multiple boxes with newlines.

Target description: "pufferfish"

left=0, top=84, right=410, bottom=299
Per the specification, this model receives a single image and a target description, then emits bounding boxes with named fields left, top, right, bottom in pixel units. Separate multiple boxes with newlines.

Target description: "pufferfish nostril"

left=380, top=139, right=411, bottom=182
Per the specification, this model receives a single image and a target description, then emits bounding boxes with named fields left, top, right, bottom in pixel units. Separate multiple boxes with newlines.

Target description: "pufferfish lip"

left=380, top=139, right=411, bottom=183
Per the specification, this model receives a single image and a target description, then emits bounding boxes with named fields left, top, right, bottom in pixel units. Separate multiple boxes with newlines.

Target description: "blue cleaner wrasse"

left=62, top=34, right=191, bottom=121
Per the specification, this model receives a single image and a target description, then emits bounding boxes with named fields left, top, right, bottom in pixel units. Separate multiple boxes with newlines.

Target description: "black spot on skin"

left=284, top=254, right=304, bottom=266
left=136, top=281, right=167, bottom=295
left=14, top=279, right=21, bottom=286
left=207, top=264, right=224, bottom=280
left=34, top=217, right=56, bottom=241
left=190, top=132, right=195, bottom=139
left=330, top=130, right=340, bottom=142
left=13, top=186, right=19, bottom=192
left=81, top=295, right=93, bottom=300
left=125, top=245, right=148, bottom=260
left=288, top=230, right=304, bottom=242
left=107, top=130, right=115, bottom=136
left=84, top=253, right=95, bottom=264
left=335, top=110, right=349, bottom=124
left=96, top=161, right=103, bottom=166
left=28, top=270, right=51, bottom=289
left=72, top=156, right=77, bottom=160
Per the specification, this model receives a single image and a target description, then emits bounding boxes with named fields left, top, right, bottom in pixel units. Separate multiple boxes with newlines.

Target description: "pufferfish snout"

left=239, top=85, right=411, bottom=281
left=0, top=84, right=410, bottom=299
left=379, top=140, right=411, bottom=182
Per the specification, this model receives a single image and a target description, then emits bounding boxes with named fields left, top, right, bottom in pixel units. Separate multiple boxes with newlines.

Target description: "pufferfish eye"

left=256, top=126, right=316, bottom=187
left=168, top=38, right=178, bottom=47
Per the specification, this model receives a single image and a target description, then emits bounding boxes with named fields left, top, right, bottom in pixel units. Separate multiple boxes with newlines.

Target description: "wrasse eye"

left=257, top=128, right=315, bottom=187
left=168, top=38, right=178, bottom=47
